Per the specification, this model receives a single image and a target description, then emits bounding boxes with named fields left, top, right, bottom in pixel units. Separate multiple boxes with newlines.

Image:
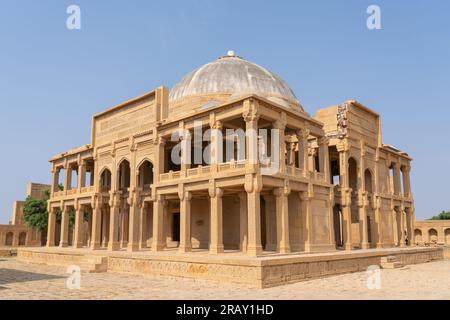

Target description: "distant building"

left=0, top=183, right=49, bottom=247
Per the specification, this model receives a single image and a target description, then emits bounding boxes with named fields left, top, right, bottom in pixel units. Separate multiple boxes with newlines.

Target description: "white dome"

left=169, top=52, right=302, bottom=110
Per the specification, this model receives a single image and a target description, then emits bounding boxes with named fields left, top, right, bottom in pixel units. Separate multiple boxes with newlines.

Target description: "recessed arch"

left=5, top=232, right=13, bottom=246
left=348, top=157, right=358, bottom=191
left=99, top=167, right=112, bottom=192
left=428, top=228, right=438, bottom=243
left=117, top=159, right=131, bottom=191
left=137, top=159, right=154, bottom=189
left=18, top=232, right=26, bottom=246
left=414, top=229, right=422, bottom=244
left=364, top=168, right=374, bottom=194
left=445, top=228, right=450, bottom=244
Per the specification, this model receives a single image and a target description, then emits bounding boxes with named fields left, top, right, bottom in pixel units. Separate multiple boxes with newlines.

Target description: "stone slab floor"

left=0, top=257, right=449, bottom=300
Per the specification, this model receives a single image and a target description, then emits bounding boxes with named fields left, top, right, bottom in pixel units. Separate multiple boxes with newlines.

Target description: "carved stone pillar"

left=209, top=188, right=224, bottom=254
left=73, top=204, right=84, bottom=248
left=274, top=186, right=291, bottom=254
left=238, top=193, right=248, bottom=253
left=46, top=207, right=57, bottom=247
left=153, top=195, right=167, bottom=252
left=179, top=191, right=192, bottom=253
left=59, top=206, right=70, bottom=248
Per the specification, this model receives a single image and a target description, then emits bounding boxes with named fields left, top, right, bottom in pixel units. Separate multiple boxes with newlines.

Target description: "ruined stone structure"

left=0, top=183, right=49, bottom=247
left=414, top=220, right=450, bottom=246
left=45, top=52, right=415, bottom=257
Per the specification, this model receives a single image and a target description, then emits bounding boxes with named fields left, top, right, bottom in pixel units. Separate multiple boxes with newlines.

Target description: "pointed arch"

left=364, top=168, right=374, bottom=194
left=137, top=159, right=154, bottom=189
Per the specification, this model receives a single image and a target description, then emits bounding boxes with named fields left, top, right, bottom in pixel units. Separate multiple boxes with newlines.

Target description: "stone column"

left=402, top=166, right=411, bottom=197
left=59, top=206, right=70, bottom=247
left=179, top=191, right=192, bottom=253
left=374, top=197, right=383, bottom=248
left=300, top=191, right=313, bottom=252
left=274, top=187, right=291, bottom=254
left=393, top=163, right=401, bottom=195
left=247, top=190, right=263, bottom=256
left=64, top=165, right=71, bottom=194
left=359, top=192, right=369, bottom=249
left=392, top=208, right=399, bottom=246
left=318, top=137, right=330, bottom=182
left=273, top=118, right=286, bottom=174
left=51, top=169, right=60, bottom=194
left=243, top=102, right=259, bottom=168
left=154, top=137, right=166, bottom=183
left=87, top=211, right=92, bottom=247
left=210, top=120, right=223, bottom=172
left=77, top=161, right=86, bottom=192
left=73, top=204, right=84, bottom=248
left=120, top=207, right=129, bottom=248
left=153, top=195, right=166, bottom=252
left=139, top=202, right=148, bottom=249
left=209, top=188, right=224, bottom=254
left=127, top=198, right=141, bottom=252
left=238, top=193, right=248, bottom=253
left=180, top=129, right=192, bottom=174
left=46, top=207, right=56, bottom=247
left=339, top=148, right=352, bottom=251
left=90, top=203, right=102, bottom=250
left=108, top=204, right=120, bottom=251
left=399, top=207, right=406, bottom=247
left=297, top=129, right=310, bottom=175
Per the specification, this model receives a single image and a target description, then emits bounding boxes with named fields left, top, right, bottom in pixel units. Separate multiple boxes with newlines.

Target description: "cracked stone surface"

left=0, top=258, right=449, bottom=300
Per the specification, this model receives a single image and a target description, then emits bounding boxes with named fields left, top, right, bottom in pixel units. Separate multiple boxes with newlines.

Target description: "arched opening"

left=428, top=228, right=438, bottom=244
left=445, top=229, right=450, bottom=244
left=414, top=229, right=422, bottom=244
left=118, top=160, right=131, bottom=192
left=5, top=232, right=13, bottom=246
left=365, top=169, right=373, bottom=194
left=100, top=168, right=112, bottom=192
left=18, top=232, right=26, bottom=246
left=333, top=204, right=343, bottom=248
left=348, top=158, right=358, bottom=191
left=138, top=160, right=154, bottom=191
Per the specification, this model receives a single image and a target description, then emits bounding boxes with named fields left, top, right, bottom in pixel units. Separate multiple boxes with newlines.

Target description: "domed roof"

left=169, top=51, right=302, bottom=110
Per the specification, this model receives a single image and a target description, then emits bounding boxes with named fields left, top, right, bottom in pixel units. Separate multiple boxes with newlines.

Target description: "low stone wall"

left=0, top=248, right=17, bottom=257
left=17, top=247, right=443, bottom=288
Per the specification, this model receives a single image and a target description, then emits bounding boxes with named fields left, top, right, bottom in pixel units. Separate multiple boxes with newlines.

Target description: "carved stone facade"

left=45, top=53, right=415, bottom=261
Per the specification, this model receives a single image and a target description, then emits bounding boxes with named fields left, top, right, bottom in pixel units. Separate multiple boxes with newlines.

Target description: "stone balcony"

left=158, top=161, right=326, bottom=185
left=52, top=186, right=95, bottom=200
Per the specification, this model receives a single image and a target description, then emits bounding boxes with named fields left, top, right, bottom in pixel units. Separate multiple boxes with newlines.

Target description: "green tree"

left=430, top=211, right=450, bottom=220
left=23, top=186, right=89, bottom=232
left=23, top=190, right=51, bottom=231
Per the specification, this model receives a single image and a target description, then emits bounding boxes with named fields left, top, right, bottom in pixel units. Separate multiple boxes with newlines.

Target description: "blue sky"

left=0, top=0, right=449, bottom=222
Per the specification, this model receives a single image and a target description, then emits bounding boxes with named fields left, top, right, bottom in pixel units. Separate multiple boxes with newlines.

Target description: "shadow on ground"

left=0, top=269, right=64, bottom=286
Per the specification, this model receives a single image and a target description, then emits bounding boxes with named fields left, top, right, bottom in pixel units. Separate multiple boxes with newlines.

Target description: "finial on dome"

left=219, top=50, right=242, bottom=60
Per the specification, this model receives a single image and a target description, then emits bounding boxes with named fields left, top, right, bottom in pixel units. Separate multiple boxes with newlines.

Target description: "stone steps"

left=77, top=256, right=108, bottom=273
left=0, top=249, right=17, bottom=257
left=380, top=256, right=403, bottom=269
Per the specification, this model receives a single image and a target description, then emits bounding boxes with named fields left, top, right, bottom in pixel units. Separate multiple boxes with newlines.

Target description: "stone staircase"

left=77, top=256, right=108, bottom=273
left=380, top=256, right=403, bottom=269
left=0, top=248, right=17, bottom=257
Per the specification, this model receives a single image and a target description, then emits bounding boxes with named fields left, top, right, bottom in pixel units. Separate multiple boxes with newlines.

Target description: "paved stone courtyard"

left=0, top=257, right=449, bottom=300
